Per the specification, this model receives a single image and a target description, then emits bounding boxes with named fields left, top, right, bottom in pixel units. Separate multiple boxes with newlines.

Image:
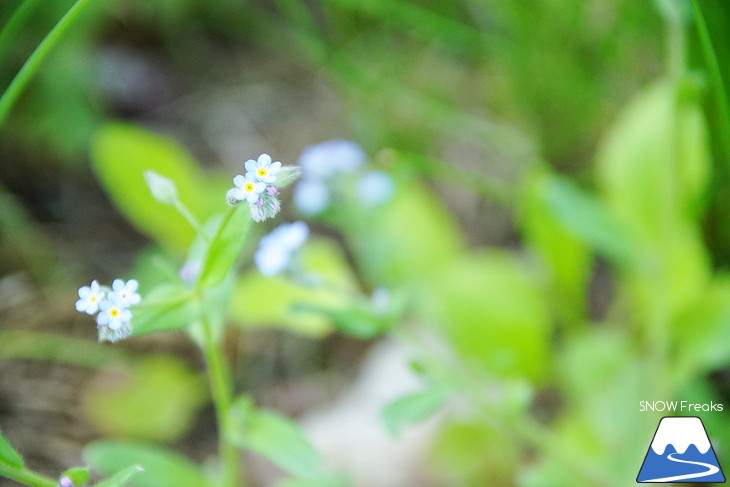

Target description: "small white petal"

left=233, top=174, right=246, bottom=188
left=258, top=153, right=272, bottom=166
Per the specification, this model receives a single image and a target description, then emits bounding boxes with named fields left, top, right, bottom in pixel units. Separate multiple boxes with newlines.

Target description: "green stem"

left=0, top=464, right=57, bottom=487
left=173, top=199, right=208, bottom=241
left=0, top=0, right=96, bottom=126
left=199, top=315, right=241, bottom=487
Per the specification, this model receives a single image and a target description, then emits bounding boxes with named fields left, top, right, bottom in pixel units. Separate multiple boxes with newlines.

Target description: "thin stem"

left=0, top=0, right=96, bottom=126
left=0, top=464, right=57, bottom=487
left=199, top=314, right=241, bottom=487
left=173, top=199, right=208, bottom=241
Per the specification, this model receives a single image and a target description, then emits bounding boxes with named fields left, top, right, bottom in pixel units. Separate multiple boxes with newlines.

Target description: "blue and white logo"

left=637, top=416, right=725, bottom=483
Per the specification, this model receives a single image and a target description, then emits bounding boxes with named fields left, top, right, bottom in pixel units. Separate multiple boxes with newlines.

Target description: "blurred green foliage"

left=3, top=0, right=730, bottom=486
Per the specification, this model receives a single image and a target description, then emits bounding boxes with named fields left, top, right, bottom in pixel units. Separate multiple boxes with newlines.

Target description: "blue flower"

left=231, top=174, right=266, bottom=203
left=356, top=170, right=395, bottom=207
left=254, top=221, right=309, bottom=276
left=298, top=140, right=366, bottom=181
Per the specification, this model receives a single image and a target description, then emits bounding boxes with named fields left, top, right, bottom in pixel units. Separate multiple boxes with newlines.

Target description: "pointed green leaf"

left=94, top=465, right=144, bottom=487
left=0, top=430, right=23, bottom=468
left=131, top=284, right=199, bottom=336
left=85, top=441, right=212, bottom=487
left=543, top=177, right=636, bottom=265
left=229, top=397, right=323, bottom=478
left=382, top=384, right=450, bottom=436
left=195, top=206, right=252, bottom=289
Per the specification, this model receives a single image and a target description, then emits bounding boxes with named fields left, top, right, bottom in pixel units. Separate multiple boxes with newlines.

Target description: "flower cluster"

left=227, top=153, right=300, bottom=222
left=293, top=140, right=395, bottom=216
left=75, top=279, right=141, bottom=343
left=254, top=221, right=309, bottom=277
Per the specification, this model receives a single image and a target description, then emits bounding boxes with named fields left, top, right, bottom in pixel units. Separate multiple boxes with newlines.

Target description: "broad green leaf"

left=520, top=169, right=590, bottom=325
left=382, top=384, right=450, bottom=436
left=131, top=283, right=199, bottom=336
left=229, top=397, right=323, bottom=478
left=543, top=176, right=635, bottom=265
left=91, top=123, right=229, bottom=252
left=195, top=206, right=252, bottom=289
left=94, top=465, right=144, bottom=487
left=85, top=441, right=212, bottom=487
left=60, top=467, right=90, bottom=486
left=0, top=430, right=23, bottom=468
left=424, top=251, right=550, bottom=382
left=345, top=184, right=463, bottom=287
left=673, top=276, right=730, bottom=375
left=596, top=79, right=710, bottom=240
left=81, top=356, right=207, bottom=442
left=232, top=238, right=356, bottom=336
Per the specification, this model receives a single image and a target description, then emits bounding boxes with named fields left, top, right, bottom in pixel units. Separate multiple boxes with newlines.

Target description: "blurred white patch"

left=300, top=339, right=440, bottom=487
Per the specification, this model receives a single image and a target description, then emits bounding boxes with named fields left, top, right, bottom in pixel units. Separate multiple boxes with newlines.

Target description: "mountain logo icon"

left=637, top=416, right=725, bottom=483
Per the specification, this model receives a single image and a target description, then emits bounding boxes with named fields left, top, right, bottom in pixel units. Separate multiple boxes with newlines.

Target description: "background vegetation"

left=2, top=0, right=730, bottom=486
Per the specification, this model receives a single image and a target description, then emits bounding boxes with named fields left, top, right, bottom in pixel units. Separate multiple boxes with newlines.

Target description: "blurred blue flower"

left=299, top=140, right=366, bottom=180
left=255, top=221, right=309, bottom=277
left=356, top=170, right=395, bottom=207
left=294, top=179, right=331, bottom=215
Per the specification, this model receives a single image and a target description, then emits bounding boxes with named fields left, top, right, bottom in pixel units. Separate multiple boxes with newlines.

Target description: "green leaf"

left=346, top=184, right=463, bottom=287
left=520, top=169, right=590, bottom=325
left=60, top=467, right=90, bottom=486
left=195, top=206, right=252, bottom=289
left=91, top=123, right=229, bottom=252
left=85, top=441, right=212, bottom=487
left=229, top=397, right=323, bottom=478
left=131, top=283, right=199, bottom=336
left=596, top=79, right=710, bottom=239
left=423, top=251, right=550, bottom=382
left=543, top=176, right=635, bottom=265
left=80, top=356, right=207, bottom=442
left=382, top=384, right=450, bottom=436
left=94, top=465, right=144, bottom=487
left=0, top=430, right=23, bottom=468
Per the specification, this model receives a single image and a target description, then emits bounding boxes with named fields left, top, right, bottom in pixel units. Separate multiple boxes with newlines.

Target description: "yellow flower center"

left=110, top=309, right=120, bottom=318
left=245, top=183, right=255, bottom=192
left=257, top=168, right=268, bottom=177
left=90, top=296, right=97, bottom=303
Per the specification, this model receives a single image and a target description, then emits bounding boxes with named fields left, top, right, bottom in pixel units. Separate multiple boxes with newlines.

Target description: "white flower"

left=97, top=296, right=132, bottom=330
left=108, top=279, right=141, bottom=307
left=298, top=140, right=366, bottom=180
left=231, top=174, right=266, bottom=203
left=255, top=221, right=309, bottom=276
left=294, top=179, right=330, bottom=215
left=75, top=280, right=104, bottom=315
left=245, top=153, right=282, bottom=183
left=356, top=170, right=395, bottom=207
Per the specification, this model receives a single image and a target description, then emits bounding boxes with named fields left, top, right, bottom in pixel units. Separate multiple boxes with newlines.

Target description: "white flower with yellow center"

left=97, top=296, right=132, bottom=331
left=231, top=174, right=266, bottom=203
left=245, top=153, right=282, bottom=183
left=75, top=280, right=104, bottom=315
